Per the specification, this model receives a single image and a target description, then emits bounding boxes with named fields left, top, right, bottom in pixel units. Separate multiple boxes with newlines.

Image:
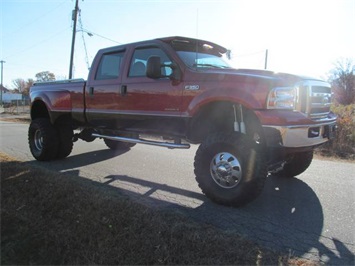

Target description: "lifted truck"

left=28, top=36, right=337, bottom=207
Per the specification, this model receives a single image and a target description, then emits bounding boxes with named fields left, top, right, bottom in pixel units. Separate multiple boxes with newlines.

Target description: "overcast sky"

left=1, top=0, right=354, bottom=88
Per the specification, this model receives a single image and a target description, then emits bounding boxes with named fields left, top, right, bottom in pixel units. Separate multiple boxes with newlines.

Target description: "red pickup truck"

left=28, top=36, right=336, bottom=207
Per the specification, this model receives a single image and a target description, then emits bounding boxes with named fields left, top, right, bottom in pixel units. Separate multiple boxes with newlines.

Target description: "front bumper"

left=263, top=121, right=337, bottom=148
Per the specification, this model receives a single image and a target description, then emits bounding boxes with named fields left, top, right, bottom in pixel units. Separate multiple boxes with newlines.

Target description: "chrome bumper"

left=263, top=121, right=337, bottom=148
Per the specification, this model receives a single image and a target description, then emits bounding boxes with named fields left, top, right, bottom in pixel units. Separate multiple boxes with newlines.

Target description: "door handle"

left=121, top=85, right=127, bottom=95
left=89, top=87, right=94, bottom=95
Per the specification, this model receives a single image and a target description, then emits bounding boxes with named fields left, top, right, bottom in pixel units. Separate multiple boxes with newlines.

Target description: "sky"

left=0, top=0, right=354, bottom=89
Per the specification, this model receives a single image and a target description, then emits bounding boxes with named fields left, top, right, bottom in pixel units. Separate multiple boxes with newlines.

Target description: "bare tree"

left=12, top=78, right=26, bottom=93
left=328, top=58, right=355, bottom=105
left=23, top=78, right=34, bottom=96
left=35, top=71, right=56, bottom=82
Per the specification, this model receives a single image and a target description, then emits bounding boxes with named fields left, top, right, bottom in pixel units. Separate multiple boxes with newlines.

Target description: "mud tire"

left=56, top=125, right=73, bottom=159
left=194, top=132, right=267, bottom=207
left=28, top=118, right=59, bottom=161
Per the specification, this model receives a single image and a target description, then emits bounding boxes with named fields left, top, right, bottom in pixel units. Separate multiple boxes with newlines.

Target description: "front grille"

left=297, top=81, right=332, bottom=121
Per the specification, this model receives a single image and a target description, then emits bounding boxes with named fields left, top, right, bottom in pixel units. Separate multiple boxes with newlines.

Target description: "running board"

left=92, top=133, right=190, bottom=149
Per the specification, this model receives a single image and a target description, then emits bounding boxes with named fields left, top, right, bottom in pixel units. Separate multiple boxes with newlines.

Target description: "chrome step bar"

left=92, top=133, right=190, bottom=149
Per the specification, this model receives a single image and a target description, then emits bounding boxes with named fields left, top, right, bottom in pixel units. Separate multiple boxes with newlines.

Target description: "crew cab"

left=28, top=36, right=337, bottom=207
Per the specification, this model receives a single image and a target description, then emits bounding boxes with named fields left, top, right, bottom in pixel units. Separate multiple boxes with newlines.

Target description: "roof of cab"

left=98, top=36, right=228, bottom=55
left=157, top=36, right=228, bottom=54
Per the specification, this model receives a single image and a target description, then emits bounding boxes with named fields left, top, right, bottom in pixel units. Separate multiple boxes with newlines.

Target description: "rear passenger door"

left=85, top=50, right=125, bottom=126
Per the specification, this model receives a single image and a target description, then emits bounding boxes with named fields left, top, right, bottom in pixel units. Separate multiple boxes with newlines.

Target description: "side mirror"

left=146, top=56, right=163, bottom=79
left=146, top=56, right=181, bottom=81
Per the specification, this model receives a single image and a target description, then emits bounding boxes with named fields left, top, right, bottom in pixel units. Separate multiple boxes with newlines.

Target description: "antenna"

left=264, top=49, right=268, bottom=70
left=196, top=8, right=199, bottom=38
left=195, top=9, right=199, bottom=69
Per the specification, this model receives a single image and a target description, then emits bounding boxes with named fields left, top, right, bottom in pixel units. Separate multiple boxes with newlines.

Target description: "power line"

left=69, top=2, right=121, bottom=78
left=78, top=10, right=91, bottom=70
left=5, top=62, right=66, bottom=74
left=80, top=28, right=122, bottom=44
left=1, top=0, right=68, bottom=40
left=3, top=27, right=71, bottom=60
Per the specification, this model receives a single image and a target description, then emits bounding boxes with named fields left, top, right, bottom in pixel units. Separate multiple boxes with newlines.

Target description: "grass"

left=0, top=153, right=317, bottom=265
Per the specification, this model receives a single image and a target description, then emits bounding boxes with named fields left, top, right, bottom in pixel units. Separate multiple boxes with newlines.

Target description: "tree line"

left=11, top=71, right=56, bottom=96
left=328, top=58, right=354, bottom=105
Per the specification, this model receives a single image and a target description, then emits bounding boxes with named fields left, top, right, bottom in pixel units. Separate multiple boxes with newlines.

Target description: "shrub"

left=318, top=104, right=355, bottom=159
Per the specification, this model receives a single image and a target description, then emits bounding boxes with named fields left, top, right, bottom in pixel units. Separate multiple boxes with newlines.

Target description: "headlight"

left=267, top=87, right=297, bottom=110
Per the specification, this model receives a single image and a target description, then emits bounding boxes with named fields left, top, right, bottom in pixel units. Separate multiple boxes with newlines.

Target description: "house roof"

left=0, top=85, right=9, bottom=93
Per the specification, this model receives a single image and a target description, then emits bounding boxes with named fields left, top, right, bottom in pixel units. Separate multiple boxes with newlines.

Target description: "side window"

left=128, top=47, right=172, bottom=77
left=95, top=51, right=124, bottom=80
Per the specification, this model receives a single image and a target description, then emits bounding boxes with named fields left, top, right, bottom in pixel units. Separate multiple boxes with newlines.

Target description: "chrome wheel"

left=210, top=152, right=242, bottom=189
left=34, top=129, right=44, bottom=151
left=195, top=132, right=267, bottom=207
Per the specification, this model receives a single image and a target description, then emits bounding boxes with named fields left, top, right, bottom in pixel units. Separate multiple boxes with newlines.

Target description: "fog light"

left=308, top=127, right=320, bottom=138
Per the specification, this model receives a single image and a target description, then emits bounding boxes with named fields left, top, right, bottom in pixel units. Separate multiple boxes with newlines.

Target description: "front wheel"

left=274, top=151, right=313, bottom=178
left=194, top=132, right=267, bottom=207
left=28, top=118, right=59, bottom=161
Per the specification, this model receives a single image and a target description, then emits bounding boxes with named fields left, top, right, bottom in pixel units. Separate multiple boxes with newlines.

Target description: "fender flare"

left=30, top=90, right=72, bottom=124
left=186, top=87, right=263, bottom=117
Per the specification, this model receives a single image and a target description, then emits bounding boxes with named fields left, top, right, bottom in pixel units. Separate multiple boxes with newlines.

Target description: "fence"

left=2, top=100, right=30, bottom=114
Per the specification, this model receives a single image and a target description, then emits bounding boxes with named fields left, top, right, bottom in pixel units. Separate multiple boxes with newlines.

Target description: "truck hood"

left=185, top=67, right=329, bottom=111
left=201, top=68, right=324, bottom=87
left=233, top=68, right=323, bottom=83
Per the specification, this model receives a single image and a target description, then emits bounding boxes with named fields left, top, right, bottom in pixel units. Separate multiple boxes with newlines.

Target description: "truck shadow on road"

left=28, top=149, right=354, bottom=265
left=101, top=172, right=354, bottom=265
left=29, top=148, right=131, bottom=171
left=102, top=173, right=353, bottom=265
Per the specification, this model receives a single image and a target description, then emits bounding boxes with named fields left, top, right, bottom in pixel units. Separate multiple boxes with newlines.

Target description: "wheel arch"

left=31, top=99, right=73, bottom=126
left=187, top=101, right=265, bottom=144
left=31, top=100, right=51, bottom=121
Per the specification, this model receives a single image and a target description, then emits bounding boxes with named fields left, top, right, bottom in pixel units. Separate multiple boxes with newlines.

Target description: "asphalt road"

left=1, top=120, right=354, bottom=265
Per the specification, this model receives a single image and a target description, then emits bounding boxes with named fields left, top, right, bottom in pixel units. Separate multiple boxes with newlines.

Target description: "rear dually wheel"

left=28, top=118, right=59, bottom=161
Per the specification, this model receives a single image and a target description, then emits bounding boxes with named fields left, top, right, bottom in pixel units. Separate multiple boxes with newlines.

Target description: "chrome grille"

left=297, top=81, right=332, bottom=121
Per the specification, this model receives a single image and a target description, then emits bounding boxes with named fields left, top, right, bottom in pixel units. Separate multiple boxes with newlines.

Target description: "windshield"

left=177, top=51, right=232, bottom=69
left=167, top=38, right=233, bottom=70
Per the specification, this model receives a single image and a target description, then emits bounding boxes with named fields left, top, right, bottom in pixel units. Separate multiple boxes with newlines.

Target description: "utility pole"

left=264, top=49, right=268, bottom=70
left=0, top=60, right=5, bottom=106
left=69, top=0, right=79, bottom=79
